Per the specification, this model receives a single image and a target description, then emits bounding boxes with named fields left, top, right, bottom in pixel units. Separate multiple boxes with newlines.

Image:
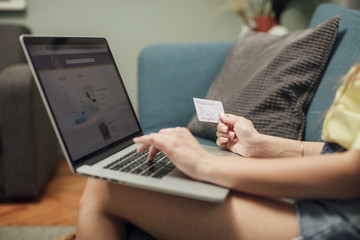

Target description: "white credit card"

left=193, top=98, right=224, bottom=123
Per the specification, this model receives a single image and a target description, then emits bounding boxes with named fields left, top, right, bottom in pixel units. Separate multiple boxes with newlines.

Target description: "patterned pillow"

left=187, top=17, right=340, bottom=141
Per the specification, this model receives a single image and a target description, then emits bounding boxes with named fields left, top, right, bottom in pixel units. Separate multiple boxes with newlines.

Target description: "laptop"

left=20, top=35, right=234, bottom=203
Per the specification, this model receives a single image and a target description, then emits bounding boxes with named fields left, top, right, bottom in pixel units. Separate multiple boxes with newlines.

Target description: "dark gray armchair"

left=0, top=25, right=60, bottom=202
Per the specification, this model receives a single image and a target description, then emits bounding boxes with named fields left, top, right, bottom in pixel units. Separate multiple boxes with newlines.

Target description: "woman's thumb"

left=220, top=113, right=238, bottom=126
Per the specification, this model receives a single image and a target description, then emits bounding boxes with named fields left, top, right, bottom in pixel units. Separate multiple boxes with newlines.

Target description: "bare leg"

left=76, top=184, right=128, bottom=239
left=77, top=179, right=299, bottom=240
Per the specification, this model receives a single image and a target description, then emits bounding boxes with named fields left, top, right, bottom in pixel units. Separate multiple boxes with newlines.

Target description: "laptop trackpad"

left=167, top=168, right=190, bottom=179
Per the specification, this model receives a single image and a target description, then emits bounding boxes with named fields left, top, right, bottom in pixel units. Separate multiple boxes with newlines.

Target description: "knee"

left=78, top=179, right=111, bottom=217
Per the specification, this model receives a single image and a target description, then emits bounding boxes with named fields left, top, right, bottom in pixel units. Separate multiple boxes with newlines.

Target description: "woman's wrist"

left=196, top=154, right=222, bottom=183
left=247, top=134, right=300, bottom=158
left=246, top=133, right=276, bottom=158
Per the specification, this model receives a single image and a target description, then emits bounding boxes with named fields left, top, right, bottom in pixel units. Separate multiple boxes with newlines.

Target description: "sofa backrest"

left=305, top=4, right=360, bottom=141
left=138, top=42, right=233, bottom=134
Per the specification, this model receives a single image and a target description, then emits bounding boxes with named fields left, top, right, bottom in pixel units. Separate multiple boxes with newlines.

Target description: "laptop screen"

left=23, top=37, right=142, bottom=163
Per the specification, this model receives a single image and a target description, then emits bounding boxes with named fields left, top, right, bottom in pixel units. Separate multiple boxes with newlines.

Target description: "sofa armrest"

left=138, top=42, right=233, bottom=134
left=0, top=64, right=60, bottom=201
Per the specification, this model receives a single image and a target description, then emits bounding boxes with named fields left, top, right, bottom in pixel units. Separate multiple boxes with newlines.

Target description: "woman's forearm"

left=217, top=114, right=324, bottom=158
left=250, top=134, right=325, bottom=158
left=203, top=150, right=360, bottom=199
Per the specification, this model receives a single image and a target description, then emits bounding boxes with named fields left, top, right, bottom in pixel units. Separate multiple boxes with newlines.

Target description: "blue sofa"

left=138, top=3, right=360, bottom=146
left=132, top=4, right=360, bottom=239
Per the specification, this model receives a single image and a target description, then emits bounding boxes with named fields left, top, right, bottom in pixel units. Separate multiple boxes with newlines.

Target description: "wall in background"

left=282, top=0, right=331, bottom=30
left=0, top=0, right=326, bottom=112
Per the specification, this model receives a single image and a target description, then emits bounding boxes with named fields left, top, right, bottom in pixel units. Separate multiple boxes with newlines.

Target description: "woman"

left=76, top=64, right=360, bottom=240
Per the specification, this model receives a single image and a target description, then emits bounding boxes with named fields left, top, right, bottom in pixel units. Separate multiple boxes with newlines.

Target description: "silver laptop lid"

left=20, top=36, right=143, bottom=170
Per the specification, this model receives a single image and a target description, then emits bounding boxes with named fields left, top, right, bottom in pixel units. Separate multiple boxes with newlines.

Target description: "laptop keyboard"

left=103, top=149, right=175, bottom=178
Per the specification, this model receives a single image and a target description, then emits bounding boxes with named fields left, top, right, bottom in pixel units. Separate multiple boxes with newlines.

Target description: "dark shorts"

left=294, top=142, right=360, bottom=240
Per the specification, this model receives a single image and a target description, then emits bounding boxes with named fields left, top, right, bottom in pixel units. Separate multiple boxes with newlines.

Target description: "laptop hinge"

left=74, top=137, right=138, bottom=169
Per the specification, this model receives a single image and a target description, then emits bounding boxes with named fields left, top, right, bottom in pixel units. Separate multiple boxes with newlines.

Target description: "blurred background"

left=0, top=0, right=349, bottom=112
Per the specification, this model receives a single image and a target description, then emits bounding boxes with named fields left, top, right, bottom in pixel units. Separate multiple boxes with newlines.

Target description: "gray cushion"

left=187, top=17, right=339, bottom=141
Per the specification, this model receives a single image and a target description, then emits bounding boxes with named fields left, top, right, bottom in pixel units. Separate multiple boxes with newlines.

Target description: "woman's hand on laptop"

left=133, top=127, right=214, bottom=181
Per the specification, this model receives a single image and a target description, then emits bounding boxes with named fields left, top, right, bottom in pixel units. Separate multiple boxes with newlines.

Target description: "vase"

left=253, top=16, right=276, bottom=32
